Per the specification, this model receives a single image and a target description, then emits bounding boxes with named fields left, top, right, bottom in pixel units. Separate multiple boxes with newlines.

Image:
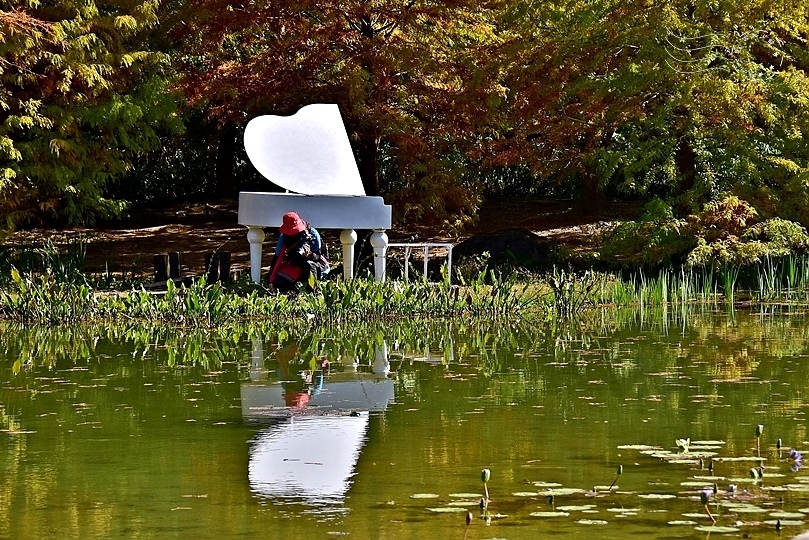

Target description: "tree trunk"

left=355, top=133, right=380, bottom=196
left=214, top=121, right=238, bottom=200
left=578, top=169, right=606, bottom=215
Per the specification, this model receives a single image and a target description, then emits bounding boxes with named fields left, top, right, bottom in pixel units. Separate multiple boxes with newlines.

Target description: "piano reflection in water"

left=238, top=103, right=393, bottom=283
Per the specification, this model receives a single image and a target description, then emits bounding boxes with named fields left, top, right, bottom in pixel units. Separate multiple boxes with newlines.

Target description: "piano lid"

left=244, top=103, right=366, bottom=196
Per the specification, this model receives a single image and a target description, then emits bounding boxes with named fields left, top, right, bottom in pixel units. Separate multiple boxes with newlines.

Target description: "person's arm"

left=311, top=228, right=327, bottom=259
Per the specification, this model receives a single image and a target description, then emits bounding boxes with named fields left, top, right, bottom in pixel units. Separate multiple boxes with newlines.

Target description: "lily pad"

left=694, top=525, right=740, bottom=533
left=593, top=485, right=618, bottom=492
left=427, top=507, right=469, bottom=513
left=512, top=492, right=539, bottom=497
left=668, top=520, right=698, bottom=526
left=577, top=519, right=608, bottom=525
left=764, top=519, right=805, bottom=526
left=530, top=511, right=570, bottom=517
left=783, top=484, right=809, bottom=492
left=691, top=440, right=726, bottom=446
left=769, top=512, right=806, bottom=519
left=532, top=481, right=563, bottom=488
left=617, top=444, right=662, bottom=451
left=722, top=504, right=767, bottom=513
left=544, top=488, right=586, bottom=496
left=726, top=477, right=759, bottom=484
left=557, top=505, right=596, bottom=511
left=607, top=508, right=640, bottom=513
left=448, top=493, right=480, bottom=498
left=714, top=456, right=767, bottom=462
left=411, top=493, right=441, bottom=499
left=638, top=494, right=676, bottom=500
left=447, top=501, right=477, bottom=507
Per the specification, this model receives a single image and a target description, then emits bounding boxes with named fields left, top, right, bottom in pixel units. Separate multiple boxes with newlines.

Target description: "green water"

left=2, top=309, right=809, bottom=539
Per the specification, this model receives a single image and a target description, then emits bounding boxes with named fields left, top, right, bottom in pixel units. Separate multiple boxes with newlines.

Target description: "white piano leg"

left=340, top=229, right=357, bottom=280
left=247, top=227, right=266, bottom=283
left=370, top=230, right=389, bottom=282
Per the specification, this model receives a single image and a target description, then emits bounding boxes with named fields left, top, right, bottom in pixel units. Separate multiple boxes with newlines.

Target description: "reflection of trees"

left=3, top=308, right=809, bottom=439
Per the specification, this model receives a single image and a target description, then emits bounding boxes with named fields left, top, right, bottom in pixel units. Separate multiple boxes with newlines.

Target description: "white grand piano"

left=238, top=103, right=393, bottom=283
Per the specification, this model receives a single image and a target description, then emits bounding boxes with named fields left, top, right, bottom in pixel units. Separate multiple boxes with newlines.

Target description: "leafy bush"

left=602, top=196, right=809, bottom=269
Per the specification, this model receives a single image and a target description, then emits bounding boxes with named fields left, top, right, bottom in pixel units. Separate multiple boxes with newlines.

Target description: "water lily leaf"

left=532, top=481, right=563, bottom=488
left=681, top=481, right=718, bottom=487
left=682, top=513, right=714, bottom=519
left=721, top=504, right=766, bottom=513
left=427, top=507, right=468, bottom=513
left=512, top=492, right=539, bottom=497
left=607, top=508, right=640, bottom=513
left=447, top=501, right=477, bottom=506
left=691, top=476, right=727, bottom=481
left=448, top=493, right=481, bottom=498
left=576, top=519, right=608, bottom=525
left=694, top=525, right=740, bottom=533
left=764, top=519, right=804, bottom=526
left=782, top=484, right=809, bottom=492
left=557, top=505, right=596, bottom=511
left=726, top=477, right=759, bottom=484
left=617, top=444, right=662, bottom=451
left=411, top=493, right=440, bottom=499
left=593, top=485, right=618, bottom=492
left=667, top=459, right=702, bottom=464
left=691, top=440, right=726, bottom=446
left=530, top=511, right=570, bottom=517
left=638, top=494, right=676, bottom=500
left=544, top=488, right=585, bottom=496
left=668, top=520, right=698, bottom=525
left=714, top=456, right=767, bottom=462
left=769, top=511, right=806, bottom=519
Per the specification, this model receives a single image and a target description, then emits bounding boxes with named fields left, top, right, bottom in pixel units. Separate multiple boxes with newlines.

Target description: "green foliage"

left=0, top=267, right=96, bottom=324
left=494, top=0, right=809, bottom=218
left=0, top=3, right=181, bottom=229
left=602, top=196, right=809, bottom=268
left=600, top=199, right=693, bottom=267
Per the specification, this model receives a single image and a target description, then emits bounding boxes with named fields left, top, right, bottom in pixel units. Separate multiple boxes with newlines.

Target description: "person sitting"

left=268, top=211, right=329, bottom=292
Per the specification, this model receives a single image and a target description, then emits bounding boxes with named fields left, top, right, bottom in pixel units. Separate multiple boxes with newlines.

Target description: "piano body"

left=238, top=103, right=393, bottom=283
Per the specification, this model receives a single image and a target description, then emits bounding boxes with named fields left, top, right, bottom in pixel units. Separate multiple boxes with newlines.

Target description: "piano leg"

left=340, top=229, right=357, bottom=280
left=247, top=227, right=266, bottom=283
left=370, top=230, right=389, bottom=282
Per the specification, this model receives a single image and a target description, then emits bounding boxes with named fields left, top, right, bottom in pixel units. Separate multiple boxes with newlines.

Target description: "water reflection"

left=242, top=338, right=394, bottom=509
left=248, top=414, right=369, bottom=507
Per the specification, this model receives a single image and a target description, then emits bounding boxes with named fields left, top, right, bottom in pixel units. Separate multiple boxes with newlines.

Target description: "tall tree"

left=175, top=0, right=505, bottom=227
left=492, top=0, right=809, bottom=220
left=0, top=0, right=180, bottom=229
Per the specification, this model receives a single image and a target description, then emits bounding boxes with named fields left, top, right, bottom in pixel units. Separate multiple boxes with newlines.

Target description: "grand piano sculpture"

left=238, top=103, right=393, bottom=283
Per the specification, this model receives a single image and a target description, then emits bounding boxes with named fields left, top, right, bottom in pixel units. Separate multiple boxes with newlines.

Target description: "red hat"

left=280, top=212, right=306, bottom=235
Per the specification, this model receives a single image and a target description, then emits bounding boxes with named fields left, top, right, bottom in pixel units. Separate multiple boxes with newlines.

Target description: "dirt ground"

left=5, top=196, right=635, bottom=279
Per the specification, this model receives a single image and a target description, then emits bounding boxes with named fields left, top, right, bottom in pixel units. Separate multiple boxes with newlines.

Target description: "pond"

left=2, top=308, right=809, bottom=539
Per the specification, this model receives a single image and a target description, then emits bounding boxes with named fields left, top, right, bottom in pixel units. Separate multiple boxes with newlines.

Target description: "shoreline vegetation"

left=2, top=242, right=809, bottom=328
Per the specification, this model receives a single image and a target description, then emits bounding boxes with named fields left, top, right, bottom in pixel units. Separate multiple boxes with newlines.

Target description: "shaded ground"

left=6, top=196, right=637, bottom=279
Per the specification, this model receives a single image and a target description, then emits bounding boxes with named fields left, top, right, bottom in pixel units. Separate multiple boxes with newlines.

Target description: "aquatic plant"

left=699, top=489, right=716, bottom=523
left=608, top=465, right=622, bottom=491
left=790, top=449, right=804, bottom=472
left=756, top=424, right=764, bottom=456
left=0, top=267, right=96, bottom=324
left=480, top=468, right=491, bottom=508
